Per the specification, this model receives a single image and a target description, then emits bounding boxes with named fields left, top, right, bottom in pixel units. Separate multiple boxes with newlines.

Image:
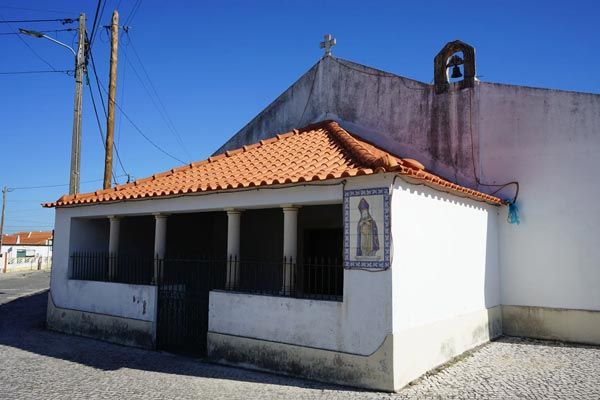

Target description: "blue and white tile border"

left=343, top=187, right=391, bottom=270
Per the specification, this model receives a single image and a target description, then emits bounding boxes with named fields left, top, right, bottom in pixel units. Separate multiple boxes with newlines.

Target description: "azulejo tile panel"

left=344, top=187, right=390, bottom=270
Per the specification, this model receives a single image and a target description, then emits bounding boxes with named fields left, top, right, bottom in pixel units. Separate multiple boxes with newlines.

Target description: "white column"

left=153, top=213, right=168, bottom=283
left=108, top=216, right=120, bottom=255
left=282, top=205, right=299, bottom=294
left=226, top=209, right=242, bottom=289
left=108, top=216, right=120, bottom=281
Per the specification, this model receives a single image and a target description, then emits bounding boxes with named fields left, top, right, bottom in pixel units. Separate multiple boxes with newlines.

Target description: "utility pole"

left=69, top=13, right=86, bottom=195
left=0, top=187, right=8, bottom=261
left=103, top=10, right=119, bottom=189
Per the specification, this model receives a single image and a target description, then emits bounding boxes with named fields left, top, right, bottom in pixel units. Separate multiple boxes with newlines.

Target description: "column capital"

left=281, top=204, right=300, bottom=212
left=225, top=208, right=243, bottom=215
left=152, top=212, right=169, bottom=219
left=107, top=215, right=121, bottom=221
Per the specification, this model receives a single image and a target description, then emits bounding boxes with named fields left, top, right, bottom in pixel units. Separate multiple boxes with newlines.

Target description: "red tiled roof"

left=2, top=231, right=52, bottom=245
left=43, top=121, right=503, bottom=208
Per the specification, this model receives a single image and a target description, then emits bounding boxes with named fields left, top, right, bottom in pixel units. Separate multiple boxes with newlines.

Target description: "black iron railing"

left=225, top=256, right=343, bottom=301
left=158, top=256, right=227, bottom=291
left=225, top=257, right=288, bottom=295
left=70, top=252, right=154, bottom=285
left=70, top=253, right=343, bottom=301
left=298, top=256, right=344, bottom=301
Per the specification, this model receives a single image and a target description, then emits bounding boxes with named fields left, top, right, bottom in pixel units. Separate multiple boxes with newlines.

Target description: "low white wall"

left=3, top=256, right=51, bottom=273
left=209, top=265, right=392, bottom=356
left=50, top=208, right=156, bottom=322
left=209, top=292, right=342, bottom=349
left=391, top=180, right=501, bottom=387
left=61, top=280, right=155, bottom=321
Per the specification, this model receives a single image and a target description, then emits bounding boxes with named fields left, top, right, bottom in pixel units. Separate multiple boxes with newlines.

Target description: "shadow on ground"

left=0, top=291, right=367, bottom=393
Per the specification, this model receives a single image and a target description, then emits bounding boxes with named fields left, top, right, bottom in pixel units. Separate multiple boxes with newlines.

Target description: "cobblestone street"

left=0, top=271, right=599, bottom=399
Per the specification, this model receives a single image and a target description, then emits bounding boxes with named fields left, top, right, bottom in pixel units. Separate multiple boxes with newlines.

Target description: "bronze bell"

left=451, top=65, right=463, bottom=79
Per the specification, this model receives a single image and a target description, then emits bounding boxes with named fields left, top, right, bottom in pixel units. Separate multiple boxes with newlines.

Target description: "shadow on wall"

left=485, top=200, right=502, bottom=338
left=0, top=291, right=370, bottom=393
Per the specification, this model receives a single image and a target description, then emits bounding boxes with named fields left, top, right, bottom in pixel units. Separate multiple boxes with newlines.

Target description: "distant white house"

left=1, top=231, right=53, bottom=272
left=43, top=39, right=600, bottom=392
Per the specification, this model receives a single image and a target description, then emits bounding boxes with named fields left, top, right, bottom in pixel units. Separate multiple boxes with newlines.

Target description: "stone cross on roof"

left=320, top=34, right=336, bottom=57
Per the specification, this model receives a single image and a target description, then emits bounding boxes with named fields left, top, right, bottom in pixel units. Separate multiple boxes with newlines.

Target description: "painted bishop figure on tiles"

left=356, top=198, right=380, bottom=258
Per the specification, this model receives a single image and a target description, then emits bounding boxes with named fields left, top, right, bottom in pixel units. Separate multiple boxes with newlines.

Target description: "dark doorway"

left=303, top=228, right=343, bottom=260
left=238, top=208, right=283, bottom=293
left=156, top=212, right=227, bottom=356
left=297, top=205, right=344, bottom=300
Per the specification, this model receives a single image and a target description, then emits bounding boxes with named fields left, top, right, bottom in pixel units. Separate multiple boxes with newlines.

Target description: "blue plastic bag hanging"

left=507, top=202, right=520, bottom=225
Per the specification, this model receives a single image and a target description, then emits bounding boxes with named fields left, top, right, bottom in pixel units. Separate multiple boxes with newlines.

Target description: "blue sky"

left=1, top=0, right=598, bottom=233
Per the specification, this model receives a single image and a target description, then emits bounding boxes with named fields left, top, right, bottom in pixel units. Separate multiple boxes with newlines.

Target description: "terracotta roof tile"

left=2, top=231, right=52, bottom=245
left=43, top=121, right=503, bottom=208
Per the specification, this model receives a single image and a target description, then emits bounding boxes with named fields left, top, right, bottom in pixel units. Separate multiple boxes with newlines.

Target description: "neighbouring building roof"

left=2, top=231, right=53, bottom=245
left=43, top=120, right=502, bottom=208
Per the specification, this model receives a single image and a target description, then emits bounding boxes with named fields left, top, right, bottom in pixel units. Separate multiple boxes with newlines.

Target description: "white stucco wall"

left=392, top=181, right=500, bottom=329
left=391, top=179, right=501, bottom=386
left=478, top=85, right=600, bottom=312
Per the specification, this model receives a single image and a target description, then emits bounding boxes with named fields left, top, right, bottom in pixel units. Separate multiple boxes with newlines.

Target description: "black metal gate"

left=156, top=258, right=226, bottom=355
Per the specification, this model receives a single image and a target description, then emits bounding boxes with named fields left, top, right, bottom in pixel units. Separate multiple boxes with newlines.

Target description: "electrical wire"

left=86, top=75, right=121, bottom=185
left=123, top=0, right=142, bottom=27
left=124, top=31, right=191, bottom=160
left=89, top=0, right=103, bottom=45
left=0, top=18, right=75, bottom=24
left=106, top=94, right=187, bottom=165
left=295, top=56, right=428, bottom=128
left=0, top=69, right=72, bottom=75
left=92, top=65, right=187, bottom=165
left=331, top=56, right=429, bottom=92
left=467, top=88, right=519, bottom=204
left=87, top=43, right=107, bottom=114
left=0, top=28, right=75, bottom=36
left=87, top=43, right=129, bottom=178
left=8, top=176, right=128, bottom=191
left=0, top=6, right=77, bottom=14
left=87, top=43, right=186, bottom=165
left=0, top=15, right=57, bottom=71
left=88, top=0, right=106, bottom=50
left=116, top=35, right=129, bottom=157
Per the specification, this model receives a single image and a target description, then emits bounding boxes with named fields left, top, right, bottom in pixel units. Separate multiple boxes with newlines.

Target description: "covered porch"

left=68, top=203, right=343, bottom=300
left=66, top=203, right=344, bottom=354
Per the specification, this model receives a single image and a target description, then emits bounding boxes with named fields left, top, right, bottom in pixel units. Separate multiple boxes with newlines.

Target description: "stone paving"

left=1, top=272, right=599, bottom=399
